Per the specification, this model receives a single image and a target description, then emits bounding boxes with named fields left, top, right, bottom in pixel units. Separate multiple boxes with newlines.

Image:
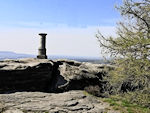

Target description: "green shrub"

left=96, top=0, right=150, bottom=109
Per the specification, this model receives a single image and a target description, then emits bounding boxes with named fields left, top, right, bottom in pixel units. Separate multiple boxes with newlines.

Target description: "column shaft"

left=37, top=33, right=47, bottom=59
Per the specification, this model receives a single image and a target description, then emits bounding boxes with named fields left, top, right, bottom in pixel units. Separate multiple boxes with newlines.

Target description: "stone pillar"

left=37, top=33, right=47, bottom=59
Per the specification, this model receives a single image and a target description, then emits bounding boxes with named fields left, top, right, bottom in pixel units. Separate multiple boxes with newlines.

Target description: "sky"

left=0, top=0, right=122, bottom=57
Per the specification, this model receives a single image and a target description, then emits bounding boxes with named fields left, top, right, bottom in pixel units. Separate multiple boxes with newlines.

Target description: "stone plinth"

left=37, top=33, right=47, bottom=59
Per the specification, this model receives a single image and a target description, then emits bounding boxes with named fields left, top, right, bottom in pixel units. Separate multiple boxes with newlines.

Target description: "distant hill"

left=0, top=51, right=35, bottom=60
left=0, top=51, right=109, bottom=64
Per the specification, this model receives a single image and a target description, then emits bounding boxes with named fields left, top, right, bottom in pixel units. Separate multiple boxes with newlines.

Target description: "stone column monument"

left=37, top=33, right=47, bottom=59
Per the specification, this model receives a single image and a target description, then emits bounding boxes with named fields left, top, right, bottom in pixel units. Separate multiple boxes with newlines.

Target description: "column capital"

left=39, top=33, right=47, bottom=36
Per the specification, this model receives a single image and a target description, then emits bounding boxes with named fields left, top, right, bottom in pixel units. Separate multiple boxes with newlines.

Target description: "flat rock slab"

left=0, top=58, right=53, bottom=70
left=0, top=91, right=119, bottom=113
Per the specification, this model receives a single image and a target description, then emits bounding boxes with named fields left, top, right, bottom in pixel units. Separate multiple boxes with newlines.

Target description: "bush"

left=96, top=0, right=150, bottom=108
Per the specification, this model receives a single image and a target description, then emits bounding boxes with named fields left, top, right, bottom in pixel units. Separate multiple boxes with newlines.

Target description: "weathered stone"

left=0, top=91, right=119, bottom=113
left=0, top=58, right=114, bottom=95
left=0, top=58, right=120, bottom=113
left=4, top=109, right=23, bottom=113
left=50, top=59, right=114, bottom=94
left=0, top=58, right=54, bottom=93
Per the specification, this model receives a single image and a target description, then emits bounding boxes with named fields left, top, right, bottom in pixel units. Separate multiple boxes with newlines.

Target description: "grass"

left=84, top=91, right=150, bottom=113
left=103, top=96, right=150, bottom=113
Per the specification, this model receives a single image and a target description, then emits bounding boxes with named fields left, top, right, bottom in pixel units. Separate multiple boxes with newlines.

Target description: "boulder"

left=50, top=59, right=114, bottom=94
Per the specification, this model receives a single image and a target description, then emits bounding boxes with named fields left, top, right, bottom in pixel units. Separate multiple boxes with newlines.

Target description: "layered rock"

left=0, top=59, right=114, bottom=93
left=0, top=58, right=54, bottom=93
left=50, top=59, right=114, bottom=94
left=0, top=58, right=114, bottom=94
left=0, top=58, right=119, bottom=113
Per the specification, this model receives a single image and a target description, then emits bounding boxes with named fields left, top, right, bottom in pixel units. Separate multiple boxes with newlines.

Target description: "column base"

left=37, top=55, right=47, bottom=59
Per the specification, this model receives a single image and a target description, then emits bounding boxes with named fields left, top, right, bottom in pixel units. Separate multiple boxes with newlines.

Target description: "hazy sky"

left=0, top=0, right=122, bottom=57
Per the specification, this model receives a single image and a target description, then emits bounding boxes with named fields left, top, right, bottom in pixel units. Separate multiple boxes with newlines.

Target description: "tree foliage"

left=96, top=0, right=150, bottom=88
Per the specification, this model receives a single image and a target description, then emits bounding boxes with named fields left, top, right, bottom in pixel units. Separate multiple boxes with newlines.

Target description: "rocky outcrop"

left=50, top=59, right=114, bottom=94
left=0, top=58, right=54, bottom=93
left=0, top=58, right=119, bottom=113
left=0, top=58, right=114, bottom=94
left=0, top=90, right=119, bottom=113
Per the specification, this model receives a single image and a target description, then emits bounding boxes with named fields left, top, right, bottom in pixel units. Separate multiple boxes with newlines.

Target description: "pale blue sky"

left=0, top=0, right=122, bottom=57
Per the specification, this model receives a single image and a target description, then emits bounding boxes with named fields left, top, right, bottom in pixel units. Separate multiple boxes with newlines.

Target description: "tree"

left=96, top=0, right=150, bottom=88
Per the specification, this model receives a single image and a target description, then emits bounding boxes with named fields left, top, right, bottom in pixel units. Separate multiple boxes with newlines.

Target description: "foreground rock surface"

left=0, top=59, right=119, bottom=113
left=0, top=90, right=119, bottom=113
